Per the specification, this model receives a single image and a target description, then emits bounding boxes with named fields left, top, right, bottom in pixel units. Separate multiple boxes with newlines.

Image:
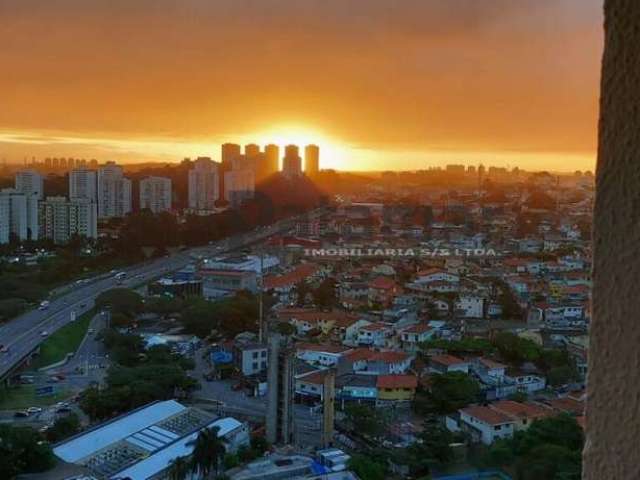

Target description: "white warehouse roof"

left=53, top=400, right=186, bottom=463
left=113, top=417, right=243, bottom=480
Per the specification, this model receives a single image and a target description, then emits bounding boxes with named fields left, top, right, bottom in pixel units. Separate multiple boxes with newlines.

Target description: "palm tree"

left=168, top=455, right=191, bottom=480
left=188, top=426, right=227, bottom=479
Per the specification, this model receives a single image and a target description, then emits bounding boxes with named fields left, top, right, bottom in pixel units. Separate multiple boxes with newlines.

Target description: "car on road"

left=39, top=301, right=50, bottom=310
left=0, top=345, right=9, bottom=353
left=40, top=330, right=49, bottom=337
left=26, top=406, right=42, bottom=414
left=14, top=410, right=29, bottom=418
left=57, top=406, right=72, bottom=414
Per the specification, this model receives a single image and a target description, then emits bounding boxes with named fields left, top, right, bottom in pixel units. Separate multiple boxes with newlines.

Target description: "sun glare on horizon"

left=240, top=124, right=347, bottom=171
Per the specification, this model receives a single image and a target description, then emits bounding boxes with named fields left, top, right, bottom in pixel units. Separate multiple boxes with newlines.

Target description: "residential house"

left=429, top=354, right=469, bottom=374
left=415, top=268, right=460, bottom=284
left=399, top=324, right=435, bottom=353
left=264, top=262, right=320, bottom=303
left=490, top=400, right=552, bottom=431
left=459, top=405, right=515, bottom=445
left=454, top=295, right=485, bottom=318
left=504, top=369, right=546, bottom=394
left=336, top=374, right=378, bottom=404
left=376, top=374, right=418, bottom=403
left=296, top=343, right=353, bottom=367
left=233, top=342, right=268, bottom=377
left=368, top=276, right=400, bottom=307
left=356, top=322, right=394, bottom=348
left=295, top=369, right=330, bottom=403
left=346, top=349, right=412, bottom=375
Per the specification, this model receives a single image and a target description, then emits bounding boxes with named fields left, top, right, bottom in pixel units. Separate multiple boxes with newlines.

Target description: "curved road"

left=0, top=210, right=324, bottom=380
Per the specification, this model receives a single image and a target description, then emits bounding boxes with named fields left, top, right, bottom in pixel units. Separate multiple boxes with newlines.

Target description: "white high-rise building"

left=224, top=169, right=255, bottom=208
left=69, top=169, right=97, bottom=202
left=282, top=145, right=302, bottom=178
left=0, top=189, right=39, bottom=243
left=97, top=162, right=132, bottom=218
left=188, top=157, right=219, bottom=211
left=38, top=196, right=97, bottom=245
left=15, top=170, right=44, bottom=200
left=140, top=176, right=172, bottom=213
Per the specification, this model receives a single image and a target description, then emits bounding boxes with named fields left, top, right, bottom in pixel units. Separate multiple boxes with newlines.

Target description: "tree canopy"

left=482, top=414, right=584, bottom=480
left=0, top=425, right=55, bottom=478
left=415, top=372, right=481, bottom=416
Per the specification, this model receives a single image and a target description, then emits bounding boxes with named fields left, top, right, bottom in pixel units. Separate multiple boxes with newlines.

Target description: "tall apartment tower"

left=221, top=143, right=242, bottom=169
left=140, top=176, right=172, bottom=213
left=0, top=189, right=39, bottom=243
left=97, top=162, right=132, bottom=219
left=304, top=144, right=320, bottom=176
left=264, top=144, right=280, bottom=175
left=15, top=170, right=44, bottom=200
left=244, top=143, right=260, bottom=158
left=69, top=169, right=97, bottom=203
left=282, top=145, right=302, bottom=178
left=188, top=157, right=219, bottom=211
left=266, top=334, right=295, bottom=445
left=38, top=196, right=97, bottom=244
left=224, top=154, right=255, bottom=208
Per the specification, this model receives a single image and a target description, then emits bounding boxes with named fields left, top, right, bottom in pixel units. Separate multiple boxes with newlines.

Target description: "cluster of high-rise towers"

left=0, top=143, right=320, bottom=245
left=188, top=143, right=320, bottom=211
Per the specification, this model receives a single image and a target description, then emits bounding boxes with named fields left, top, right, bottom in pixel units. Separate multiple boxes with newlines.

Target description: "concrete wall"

left=585, top=1, right=640, bottom=478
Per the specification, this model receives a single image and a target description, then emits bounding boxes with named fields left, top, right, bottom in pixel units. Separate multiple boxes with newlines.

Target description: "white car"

left=40, top=331, right=49, bottom=337
left=27, top=406, right=42, bottom=414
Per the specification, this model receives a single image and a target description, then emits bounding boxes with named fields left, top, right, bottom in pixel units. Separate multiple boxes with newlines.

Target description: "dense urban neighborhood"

left=0, top=154, right=592, bottom=480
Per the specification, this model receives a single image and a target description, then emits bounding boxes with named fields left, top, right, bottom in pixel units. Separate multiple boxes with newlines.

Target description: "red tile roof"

left=360, top=322, right=390, bottom=332
left=430, top=354, right=467, bottom=367
left=368, top=276, right=397, bottom=290
left=346, top=348, right=409, bottom=364
left=490, top=401, right=552, bottom=421
left=377, top=374, right=418, bottom=389
left=264, top=263, right=319, bottom=289
left=548, top=396, right=585, bottom=415
left=403, top=323, right=433, bottom=334
left=476, top=357, right=507, bottom=370
left=461, top=405, right=514, bottom=426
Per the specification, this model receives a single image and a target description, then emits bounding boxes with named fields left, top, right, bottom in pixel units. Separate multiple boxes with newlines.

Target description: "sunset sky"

left=0, top=0, right=603, bottom=172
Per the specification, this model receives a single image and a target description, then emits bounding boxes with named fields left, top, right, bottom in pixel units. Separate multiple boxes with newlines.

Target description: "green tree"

left=347, top=454, right=387, bottom=480
left=168, top=455, right=191, bottom=480
left=189, top=427, right=227, bottom=478
left=344, top=403, right=388, bottom=438
left=95, top=288, right=143, bottom=319
left=0, top=425, right=55, bottom=478
left=515, top=444, right=582, bottom=480
left=483, top=414, right=583, bottom=480
left=405, top=415, right=455, bottom=476
left=547, top=365, right=578, bottom=387
left=492, top=332, right=541, bottom=365
left=415, top=372, right=480, bottom=415
left=46, top=413, right=80, bottom=443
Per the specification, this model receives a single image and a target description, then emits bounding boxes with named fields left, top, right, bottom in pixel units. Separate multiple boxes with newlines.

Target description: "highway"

left=0, top=209, right=325, bottom=381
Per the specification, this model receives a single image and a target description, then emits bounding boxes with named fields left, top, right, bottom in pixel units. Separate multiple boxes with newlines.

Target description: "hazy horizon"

left=0, top=0, right=603, bottom=171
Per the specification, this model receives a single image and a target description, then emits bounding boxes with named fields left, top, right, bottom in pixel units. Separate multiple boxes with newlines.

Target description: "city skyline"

left=0, top=0, right=602, bottom=172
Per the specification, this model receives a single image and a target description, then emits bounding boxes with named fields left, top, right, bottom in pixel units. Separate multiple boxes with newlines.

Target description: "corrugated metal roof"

left=112, top=417, right=242, bottom=480
left=53, top=400, right=186, bottom=463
